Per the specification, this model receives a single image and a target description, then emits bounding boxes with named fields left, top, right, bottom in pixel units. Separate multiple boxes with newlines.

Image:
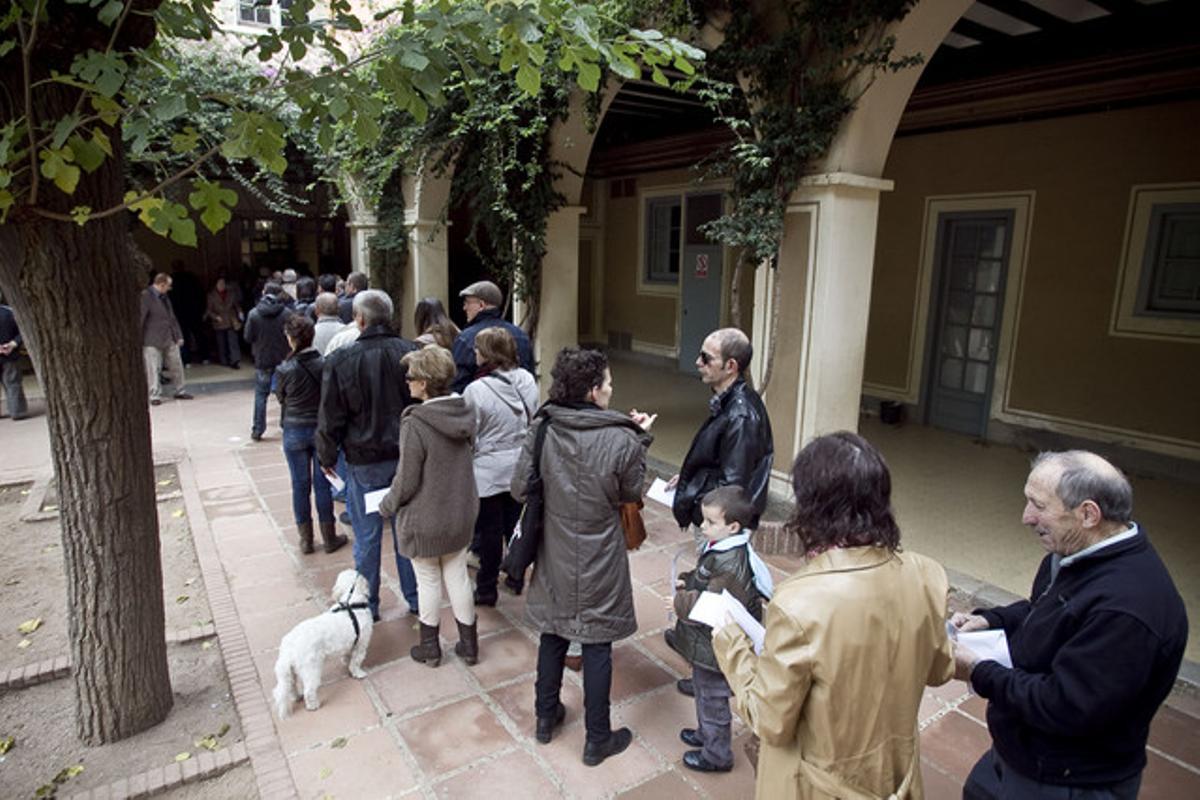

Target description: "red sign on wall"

left=695, top=253, right=709, bottom=278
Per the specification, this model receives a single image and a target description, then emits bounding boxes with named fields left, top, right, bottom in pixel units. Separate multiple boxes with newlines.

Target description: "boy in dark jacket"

left=671, top=486, right=773, bottom=773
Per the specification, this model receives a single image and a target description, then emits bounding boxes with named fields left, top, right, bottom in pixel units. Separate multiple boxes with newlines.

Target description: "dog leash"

left=332, top=573, right=370, bottom=645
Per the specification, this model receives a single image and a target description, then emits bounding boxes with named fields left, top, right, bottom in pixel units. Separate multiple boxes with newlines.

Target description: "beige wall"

left=599, top=168, right=755, bottom=349
left=866, top=99, right=1200, bottom=445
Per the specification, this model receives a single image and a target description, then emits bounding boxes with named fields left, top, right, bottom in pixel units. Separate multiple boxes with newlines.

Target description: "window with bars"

left=1138, top=204, right=1200, bottom=317
left=644, top=195, right=681, bottom=285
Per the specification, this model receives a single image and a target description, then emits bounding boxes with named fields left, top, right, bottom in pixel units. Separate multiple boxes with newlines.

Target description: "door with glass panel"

left=925, top=212, right=1013, bottom=437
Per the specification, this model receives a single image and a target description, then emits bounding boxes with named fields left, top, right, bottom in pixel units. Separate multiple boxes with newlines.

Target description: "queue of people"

left=169, top=269, right=1184, bottom=789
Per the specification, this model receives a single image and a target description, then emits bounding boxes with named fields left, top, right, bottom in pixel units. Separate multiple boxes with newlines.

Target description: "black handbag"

left=501, top=417, right=551, bottom=581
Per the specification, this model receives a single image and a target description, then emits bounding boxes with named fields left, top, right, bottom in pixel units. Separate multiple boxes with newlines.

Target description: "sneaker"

left=582, top=728, right=633, bottom=767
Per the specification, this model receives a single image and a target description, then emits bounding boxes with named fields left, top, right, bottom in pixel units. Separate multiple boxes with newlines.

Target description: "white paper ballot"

left=956, top=629, right=1013, bottom=669
left=325, top=472, right=345, bottom=494
left=689, top=589, right=766, bottom=655
left=646, top=477, right=676, bottom=508
left=363, top=488, right=388, bottom=515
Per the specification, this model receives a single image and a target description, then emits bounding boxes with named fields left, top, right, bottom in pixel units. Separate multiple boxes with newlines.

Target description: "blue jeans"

left=215, top=328, right=240, bottom=367
left=345, top=460, right=419, bottom=618
left=252, top=367, right=273, bottom=436
left=282, top=424, right=333, bottom=525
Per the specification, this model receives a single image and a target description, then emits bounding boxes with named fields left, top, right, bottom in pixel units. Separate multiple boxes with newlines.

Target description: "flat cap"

left=459, top=280, right=503, bottom=307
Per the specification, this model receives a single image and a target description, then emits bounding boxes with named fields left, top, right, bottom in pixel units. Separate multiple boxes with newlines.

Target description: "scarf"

left=704, top=531, right=774, bottom=599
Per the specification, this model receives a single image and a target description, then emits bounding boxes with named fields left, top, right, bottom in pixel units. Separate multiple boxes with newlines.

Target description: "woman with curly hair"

left=712, top=432, right=954, bottom=799
left=512, top=347, right=656, bottom=767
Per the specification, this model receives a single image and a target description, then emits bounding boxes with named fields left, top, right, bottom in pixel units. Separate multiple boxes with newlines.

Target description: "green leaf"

left=67, top=134, right=105, bottom=173
left=170, top=127, right=199, bottom=155
left=575, top=60, right=601, bottom=93
left=70, top=206, right=91, bottom=225
left=0, top=40, right=15, bottom=58
left=0, top=735, right=13, bottom=755
left=71, top=50, right=126, bottom=97
left=187, top=179, right=238, bottom=234
left=289, top=38, right=306, bottom=62
left=144, top=199, right=197, bottom=247
left=38, top=148, right=80, bottom=194
left=514, top=62, right=540, bottom=96
left=651, top=66, right=669, bottom=87
left=97, top=0, right=123, bottom=27
left=91, top=127, right=112, bottom=157
left=221, top=111, right=288, bottom=175
left=91, top=95, right=120, bottom=126
left=51, top=113, right=81, bottom=150
left=399, top=49, right=429, bottom=72
left=153, top=94, right=186, bottom=122
left=328, top=95, right=349, bottom=120
left=0, top=189, right=13, bottom=222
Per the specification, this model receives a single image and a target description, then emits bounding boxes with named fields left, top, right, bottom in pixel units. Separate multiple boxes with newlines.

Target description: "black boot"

left=320, top=521, right=348, bottom=554
left=411, top=622, right=441, bottom=667
left=298, top=521, right=314, bottom=555
left=454, top=620, right=478, bottom=665
left=582, top=727, right=633, bottom=767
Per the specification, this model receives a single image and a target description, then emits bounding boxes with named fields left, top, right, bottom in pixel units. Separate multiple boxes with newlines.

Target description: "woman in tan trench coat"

left=713, top=432, right=954, bottom=800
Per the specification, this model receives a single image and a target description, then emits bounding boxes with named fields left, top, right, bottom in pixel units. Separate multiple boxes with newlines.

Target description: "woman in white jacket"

left=462, top=326, right=540, bottom=605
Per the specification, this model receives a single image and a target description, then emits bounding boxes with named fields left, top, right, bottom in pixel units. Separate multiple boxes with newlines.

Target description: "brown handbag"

left=620, top=499, right=647, bottom=550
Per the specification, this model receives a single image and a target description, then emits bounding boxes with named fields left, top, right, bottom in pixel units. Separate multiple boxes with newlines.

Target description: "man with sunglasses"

left=670, top=328, right=774, bottom=537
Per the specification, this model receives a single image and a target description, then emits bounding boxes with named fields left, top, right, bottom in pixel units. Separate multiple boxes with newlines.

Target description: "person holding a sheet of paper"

left=669, top=486, right=772, bottom=774
left=712, top=432, right=954, bottom=800
left=953, top=451, right=1187, bottom=800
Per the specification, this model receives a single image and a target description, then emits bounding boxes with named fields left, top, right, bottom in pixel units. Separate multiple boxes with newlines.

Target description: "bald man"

left=953, top=451, right=1187, bottom=800
left=670, top=328, right=773, bottom=531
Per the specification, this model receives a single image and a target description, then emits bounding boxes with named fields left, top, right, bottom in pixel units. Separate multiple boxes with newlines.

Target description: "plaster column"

left=401, top=213, right=450, bottom=338
left=346, top=215, right=380, bottom=278
left=536, top=205, right=586, bottom=392
left=758, top=172, right=893, bottom=478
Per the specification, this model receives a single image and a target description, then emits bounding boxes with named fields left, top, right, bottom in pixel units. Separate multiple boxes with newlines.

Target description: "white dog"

left=273, top=570, right=373, bottom=718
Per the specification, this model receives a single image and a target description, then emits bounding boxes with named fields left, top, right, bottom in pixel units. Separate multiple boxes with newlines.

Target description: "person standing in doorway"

left=206, top=275, right=242, bottom=369
left=451, top=280, right=533, bottom=393
left=0, top=300, right=28, bottom=420
left=243, top=281, right=292, bottom=441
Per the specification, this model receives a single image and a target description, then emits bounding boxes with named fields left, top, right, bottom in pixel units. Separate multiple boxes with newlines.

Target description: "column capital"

left=798, top=171, right=894, bottom=192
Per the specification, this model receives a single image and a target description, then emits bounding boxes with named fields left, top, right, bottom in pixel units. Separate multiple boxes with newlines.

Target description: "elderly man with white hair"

left=953, top=450, right=1187, bottom=800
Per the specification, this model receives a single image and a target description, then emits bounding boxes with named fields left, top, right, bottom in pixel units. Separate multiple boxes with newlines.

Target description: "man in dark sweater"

left=450, top=280, right=533, bottom=393
left=243, top=281, right=292, bottom=440
left=953, top=450, right=1187, bottom=800
left=317, top=289, right=420, bottom=621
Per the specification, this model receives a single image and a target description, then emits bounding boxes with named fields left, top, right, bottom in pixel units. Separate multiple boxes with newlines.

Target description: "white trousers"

left=410, top=547, right=475, bottom=627
left=143, top=344, right=185, bottom=401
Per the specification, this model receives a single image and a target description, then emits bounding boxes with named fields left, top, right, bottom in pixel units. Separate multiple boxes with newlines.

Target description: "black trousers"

left=535, top=633, right=612, bottom=744
left=474, top=492, right=522, bottom=598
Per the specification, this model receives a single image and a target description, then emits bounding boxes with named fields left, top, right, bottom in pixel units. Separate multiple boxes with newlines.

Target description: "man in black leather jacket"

left=670, top=328, right=774, bottom=531
left=317, top=289, right=420, bottom=621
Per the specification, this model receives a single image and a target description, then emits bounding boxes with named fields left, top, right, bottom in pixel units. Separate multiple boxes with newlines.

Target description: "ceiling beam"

left=951, top=18, right=1013, bottom=46
left=977, top=0, right=1070, bottom=32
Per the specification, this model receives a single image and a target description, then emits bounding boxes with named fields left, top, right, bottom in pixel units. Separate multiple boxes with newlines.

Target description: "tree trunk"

left=0, top=67, right=172, bottom=744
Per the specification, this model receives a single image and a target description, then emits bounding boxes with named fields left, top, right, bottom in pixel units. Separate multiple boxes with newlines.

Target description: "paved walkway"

left=3, top=383, right=1199, bottom=798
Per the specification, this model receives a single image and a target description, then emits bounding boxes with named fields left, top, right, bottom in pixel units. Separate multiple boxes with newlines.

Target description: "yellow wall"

left=866, top=99, right=1200, bottom=444
left=600, top=168, right=755, bottom=349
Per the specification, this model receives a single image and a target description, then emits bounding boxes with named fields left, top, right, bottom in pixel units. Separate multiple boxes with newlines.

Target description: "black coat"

left=451, top=308, right=534, bottom=393
left=316, top=325, right=417, bottom=467
left=971, top=528, right=1187, bottom=787
left=673, top=379, right=774, bottom=529
left=0, top=305, right=21, bottom=364
left=275, top=349, right=324, bottom=427
left=673, top=541, right=765, bottom=672
left=243, top=294, right=292, bottom=370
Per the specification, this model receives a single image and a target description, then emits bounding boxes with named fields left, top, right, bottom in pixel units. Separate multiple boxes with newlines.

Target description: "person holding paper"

left=379, top=346, right=480, bottom=668
left=511, top=347, right=654, bottom=767
left=317, top=289, right=420, bottom=622
left=668, top=486, right=772, bottom=773
left=713, top=432, right=954, bottom=800
left=953, top=451, right=1187, bottom=800
left=275, top=315, right=346, bottom=556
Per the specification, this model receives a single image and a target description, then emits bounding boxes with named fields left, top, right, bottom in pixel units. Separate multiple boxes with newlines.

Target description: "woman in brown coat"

left=379, top=346, right=479, bottom=667
left=713, top=432, right=954, bottom=800
left=511, top=347, right=655, bottom=767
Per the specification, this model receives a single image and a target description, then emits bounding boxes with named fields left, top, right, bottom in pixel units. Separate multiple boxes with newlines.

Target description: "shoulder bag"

left=501, top=417, right=551, bottom=581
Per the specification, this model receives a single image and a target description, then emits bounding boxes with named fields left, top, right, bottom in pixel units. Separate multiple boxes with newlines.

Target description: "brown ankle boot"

left=319, top=521, right=348, bottom=554
left=411, top=622, right=441, bottom=667
left=298, top=521, right=315, bottom=554
left=454, top=620, right=478, bottom=665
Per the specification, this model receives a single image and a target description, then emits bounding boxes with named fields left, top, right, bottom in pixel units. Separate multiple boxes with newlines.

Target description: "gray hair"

left=314, top=292, right=339, bottom=316
left=711, top=327, right=753, bottom=372
left=353, top=289, right=393, bottom=327
left=1033, top=450, right=1133, bottom=523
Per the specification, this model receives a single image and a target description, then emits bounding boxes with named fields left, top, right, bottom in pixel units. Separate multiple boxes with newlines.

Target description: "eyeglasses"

left=698, top=350, right=719, bottom=366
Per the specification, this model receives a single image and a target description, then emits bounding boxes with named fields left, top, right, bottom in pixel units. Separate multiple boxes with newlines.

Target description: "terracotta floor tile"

left=533, top=720, right=661, bottom=799
left=919, top=710, right=992, bottom=781
left=613, top=685, right=696, bottom=762
left=958, top=694, right=988, bottom=725
left=232, top=576, right=317, bottom=611
left=255, top=475, right=294, bottom=496
left=435, top=601, right=515, bottom=639
left=255, top=647, right=353, bottom=690
left=488, top=674, right=584, bottom=736
left=240, top=605, right=317, bottom=653
left=210, top=511, right=275, bottom=540
left=227, top=552, right=289, bottom=586
left=918, top=688, right=944, bottom=727
left=920, top=759, right=964, bottom=800
left=928, top=678, right=971, bottom=706
left=1141, top=748, right=1200, bottom=799
left=631, top=584, right=672, bottom=636
left=462, top=627, right=539, bottom=688
left=1148, top=705, right=1200, bottom=768
left=275, top=676, right=382, bottom=753
left=432, top=749, right=558, bottom=798
left=370, top=658, right=474, bottom=718
left=364, top=618, right=422, bottom=670
left=203, top=499, right=262, bottom=519
left=628, top=548, right=676, bottom=587
left=633, top=631, right=691, bottom=679
left=200, top=484, right=256, bottom=504
left=399, top=696, right=514, bottom=776
left=287, top=726, right=416, bottom=799
left=1164, top=691, right=1200, bottom=721
left=609, top=643, right=675, bottom=703
left=616, top=770, right=702, bottom=799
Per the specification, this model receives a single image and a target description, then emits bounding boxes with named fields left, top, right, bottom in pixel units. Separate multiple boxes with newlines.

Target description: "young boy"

left=670, top=485, right=774, bottom=773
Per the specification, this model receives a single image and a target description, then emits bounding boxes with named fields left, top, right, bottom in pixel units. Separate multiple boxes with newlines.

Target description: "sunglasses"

left=698, top=350, right=721, bottom=366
